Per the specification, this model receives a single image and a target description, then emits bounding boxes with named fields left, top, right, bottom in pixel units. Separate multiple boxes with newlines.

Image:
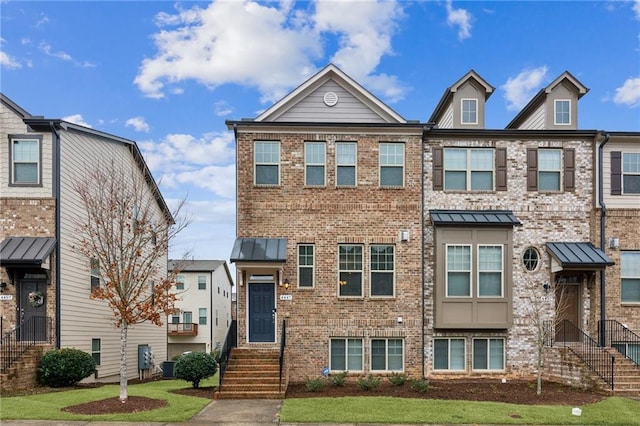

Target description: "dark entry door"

left=18, top=280, right=47, bottom=341
left=248, top=283, right=275, bottom=342
left=556, top=284, right=580, bottom=342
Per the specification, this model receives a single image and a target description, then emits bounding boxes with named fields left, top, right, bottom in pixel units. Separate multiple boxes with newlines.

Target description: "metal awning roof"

left=0, top=237, right=56, bottom=266
left=546, top=242, right=614, bottom=270
left=230, top=238, right=288, bottom=263
left=430, top=210, right=521, bottom=227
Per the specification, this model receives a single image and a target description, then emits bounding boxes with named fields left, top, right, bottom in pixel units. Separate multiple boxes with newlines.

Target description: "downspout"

left=50, top=121, right=61, bottom=349
left=597, top=131, right=610, bottom=347
left=420, top=124, right=429, bottom=379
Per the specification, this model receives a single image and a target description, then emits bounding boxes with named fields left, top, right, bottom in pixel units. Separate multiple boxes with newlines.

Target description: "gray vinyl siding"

left=58, top=130, right=168, bottom=382
left=516, top=104, right=545, bottom=130
left=274, top=80, right=388, bottom=123
left=436, top=104, right=454, bottom=129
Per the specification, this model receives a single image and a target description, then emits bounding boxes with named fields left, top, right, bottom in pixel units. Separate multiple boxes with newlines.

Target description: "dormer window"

left=554, top=100, right=571, bottom=125
left=461, top=99, right=478, bottom=125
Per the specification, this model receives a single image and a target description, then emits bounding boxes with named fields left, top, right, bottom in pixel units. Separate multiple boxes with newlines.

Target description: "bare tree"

left=72, top=160, right=189, bottom=402
left=524, top=275, right=570, bottom=395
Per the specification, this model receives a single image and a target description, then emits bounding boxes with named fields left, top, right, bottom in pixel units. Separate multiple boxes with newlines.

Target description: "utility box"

left=162, top=360, right=175, bottom=378
left=138, top=344, right=152, bottom=370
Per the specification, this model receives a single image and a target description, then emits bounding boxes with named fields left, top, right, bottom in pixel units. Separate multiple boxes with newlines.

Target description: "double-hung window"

left=461, top=99, right=478, bottom=124
left=91, top=338, right=101, bottom=366
left=554, top=100, right=570, bottom=125
left=478, top=246, right=503, bottom=297
left=336, top=142, right=356, bottom=186
left=370, top=245, right=394, bottom=296
left=538, top=149, right=562, bottom=191
left=338, top=245, right=363, bottom=297
left=444, top=148, right=493, bottom=190
left=433, top=338, right=465, bottom=371
left=254, top=141, right=280, bottom=185
left=305, top=142, right=326, bottom=186
left=371, top=338, right=403, bottom=371
left=298, top=244, right=314, bottom=288
left=379, top=143, right=404, bottom=187
left=198, top=276, right=206, bottom=290
left=473, top=338, right=505, bottom=370
left=199, top=308, right=207, bottom=325
left=90, top=258, right=100, bottom=291
left=330, top=338, right=363, bottom=371
left=176, top=276, right=184, bottom=290
left=446, top=245, right=471, bottom=297
left=10, top=137, right=41, bottom=185
left=621, top=251, right=640, bottom=303
left=623, top=153, right=640, bottom=194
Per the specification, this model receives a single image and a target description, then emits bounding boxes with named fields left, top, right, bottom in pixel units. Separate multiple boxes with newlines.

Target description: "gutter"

left=597, top=131, right=610, bottom=347
left=49, top=121, right=61, bottom=349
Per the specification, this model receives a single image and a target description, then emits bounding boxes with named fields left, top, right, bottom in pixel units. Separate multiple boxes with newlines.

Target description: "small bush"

left=39, top=348, right=96, bottom=388
left=388, top=372, right=407, bottom=386
left=330, top=370, right=348, bottom=387
left=356, top=374, right=381, bottom=391
left=411, top=378, right=430, bottom=393
left=304, top=376, right=326, bottom=392
left=174, top=351, right=218, bottom=388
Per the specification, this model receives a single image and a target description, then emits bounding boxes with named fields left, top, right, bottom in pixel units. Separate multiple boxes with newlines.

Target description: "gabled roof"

left=428, top=70, right=494, bottom=124
left=168, top=259, right=225, bottom=272
left=505, top=71, right=589, bottom=129
left=254, top=63, right=406, bottom=123
left=430, top=210, right=521, bottom=227
left=546, top=242, right=613, bottom=270
left=230, top=238, right=288, bottom=263
left=0, top=237, right=56, bottom=266
left=1, top=93, right=32, bottom=119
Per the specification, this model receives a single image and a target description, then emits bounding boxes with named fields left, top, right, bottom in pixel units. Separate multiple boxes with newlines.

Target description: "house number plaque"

left=0, top=295, right=13, bottom=301
left=279, top=295, right=292, bottom=301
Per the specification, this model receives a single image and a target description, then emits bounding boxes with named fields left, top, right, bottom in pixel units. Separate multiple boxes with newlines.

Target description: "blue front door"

left=248, top=283, right=275, bottom=342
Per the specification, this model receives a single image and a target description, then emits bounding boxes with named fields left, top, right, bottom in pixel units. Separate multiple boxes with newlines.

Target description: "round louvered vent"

left=323, top=91, right=338, bottom=107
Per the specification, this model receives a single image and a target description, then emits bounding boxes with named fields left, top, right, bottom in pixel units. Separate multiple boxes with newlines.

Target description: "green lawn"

left=280, top=396, right=640, bottom=425
left=0, top=375, right=218, bottom=423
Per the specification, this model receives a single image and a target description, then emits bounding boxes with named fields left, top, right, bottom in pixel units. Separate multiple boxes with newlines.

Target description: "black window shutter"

left=433, top=147, right=443, bottom=190
left=495, top=148, right=507, bottom=191
left=611, top=151, right=622, bottom=195
left=526, top=148, right=538, bottom=191
left=563, top=148, right=575, bottom=192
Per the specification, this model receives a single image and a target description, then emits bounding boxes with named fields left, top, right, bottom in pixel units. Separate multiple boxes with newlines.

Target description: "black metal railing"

left=279, top=319, right=287, bottom=392
left=217, top=320, right=237, bottom=388
left=599, top=320, right=640, bottom=366
left=1, top=316, right=52, bottom=373
left=556, top=320, right=615, bottom=390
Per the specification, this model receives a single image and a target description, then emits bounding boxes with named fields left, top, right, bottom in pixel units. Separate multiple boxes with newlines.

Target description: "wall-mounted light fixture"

left=542, top=282, right=550, bottom=293
left=0, top=282, right=6, bottom=293
left=280, top=279, right=290, bottom=290
left=399, top=230, right=410, bottom=242
left=608, top=237, right=619, bottom=249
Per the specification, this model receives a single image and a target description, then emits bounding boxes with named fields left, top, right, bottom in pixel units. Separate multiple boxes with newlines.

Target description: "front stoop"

left=0, top=344, right=52, bottom=394
left=568, top=345, right=640, bottom=396
left=215, top=348, right=285, bottom=399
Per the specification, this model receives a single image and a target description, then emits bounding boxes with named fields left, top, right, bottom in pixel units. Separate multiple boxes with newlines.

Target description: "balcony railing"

left=599, top=320, right=640, bottom=366
left=167, top=323, right=198, bottom=336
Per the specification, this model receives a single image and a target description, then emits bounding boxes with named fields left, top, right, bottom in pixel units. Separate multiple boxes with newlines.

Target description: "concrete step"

left=215, top=390, right=284, bottom=400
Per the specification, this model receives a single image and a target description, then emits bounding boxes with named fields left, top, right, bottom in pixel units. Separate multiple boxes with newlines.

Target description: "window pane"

left=347, top=339, right=363, bottom=370
left=339, top=272, right=362, bottom=296
left=539, top=150, right=561, bottom=170
left=445, top=171, right=466, bottom=190
left=92, top=338, right=101, bottom=352
left=380, top=143, right=404, bottom=165
left=183, top=312, right=192, bottom=323
left=470, top=171, right=492, bottom=190
left=337, top=166, right=356, bottom=186
left=479, top=273, right=502, bottom=296
left=306, top=165, right=325, bottom=185
left=388, top=339, right=403, bottom=371
left=299, top=268, right=313, bottom=287
left=621, top=252, right=640, bottom=276
left=331, top=339, right=346, bottom=370
left=371, top=339, right=386, bottom=370
left=381, top=167, right=403, bottom=186
left=462, top=99, right=477, bottom=124
left=256, top=165, right=279, bottom=185
left=14, top=164, right=38, bottom=183
left=473, top=339, right=488, bottom=369
left=479, top=246, right=502, bottom=296
left=621, top=279, right=640, bottom=302
left=13, top=140, right=38, bottom=161
left=555, top=100, right=570, bottom=124
left=255, top=142, right=279, bottom=163
left=305, top=142, right=325, bottom=164
left=539, top=171, right=560, bottom=191
left=489, top=339, right=504, bottom=369
left=623, top=176, right=640, bottom=194
left=448, top=273, right=470, bottom=296
left=447, top=246, right=470, bottom=297
left=445, top=149, right=467, bottom=169
left=450, top=339, right=465, bottom=370
left=434, top=340, right=449, bottom=370
left=371, top=272, right=393, bottom=296
left=623, top=153, right=640, bottom=173
left=337, top=143, right=356, bottom=165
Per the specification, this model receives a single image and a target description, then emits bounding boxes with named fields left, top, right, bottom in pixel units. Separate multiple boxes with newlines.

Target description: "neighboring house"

left=167, top=259, right=234, bottom=359
left=224, top=64, right=639, bottom=397
left=0, top=93, right=172, bottom=389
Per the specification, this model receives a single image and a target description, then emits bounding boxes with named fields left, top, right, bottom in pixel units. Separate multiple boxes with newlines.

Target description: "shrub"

left=39, top=348, right=96, bottom=388
left=304, top=376, right=326, bottom=392
left=330, top=370, right=348, bottom=387
left=388, top=372, right=407, bottom=386
left=174, top=351, right=218, bottom=388
left=411, top=378, right=430, bottom=393
left=356, top=374, right=381, bottom=391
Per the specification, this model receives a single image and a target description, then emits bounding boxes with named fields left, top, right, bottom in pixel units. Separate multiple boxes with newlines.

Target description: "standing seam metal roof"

left=429, top=210, right=521, bottom=226
left=230, top=238, right=288, bottom=263
left=0, top=237, right=56, bottom=265
left=546, top=242, right=614, bottom=268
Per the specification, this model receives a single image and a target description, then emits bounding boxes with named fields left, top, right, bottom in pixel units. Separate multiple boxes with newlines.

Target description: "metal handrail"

left=217, top=320, right=237, bottom=388
left=599, top=320, right=640, bottom=366
left=279, top=319, right=287, bottom=392
left=1, top=316, right=52, bottom=373
left=557, top=320, right=615, bottom=390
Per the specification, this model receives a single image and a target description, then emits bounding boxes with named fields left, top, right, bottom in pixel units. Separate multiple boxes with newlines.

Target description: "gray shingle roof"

left=429, top=210, right=521, bottom=226
left=0, top=237, right=56, bottom=266
left=546, top=242, right=614, bottom=269
left=167, top=259, right=225, bottom=272
left=230, top=238, right=288, bottom=263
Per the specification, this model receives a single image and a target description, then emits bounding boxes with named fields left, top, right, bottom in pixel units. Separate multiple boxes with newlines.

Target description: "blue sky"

left=2, top=0, right=639, bottom=267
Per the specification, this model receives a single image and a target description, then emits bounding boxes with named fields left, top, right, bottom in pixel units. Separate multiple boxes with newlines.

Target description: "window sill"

left=379, top=186, right=405, bottom=190
left=253, top=184, right=280, bottom=188
left=620, top=303, right=640, bottom=307
left=337, top=296, right=365, bottom=300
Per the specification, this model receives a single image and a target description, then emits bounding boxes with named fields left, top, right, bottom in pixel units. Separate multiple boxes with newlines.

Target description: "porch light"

left=0, top=282, right=6, bottom=292
left=281, top=279, right=290, bottom=290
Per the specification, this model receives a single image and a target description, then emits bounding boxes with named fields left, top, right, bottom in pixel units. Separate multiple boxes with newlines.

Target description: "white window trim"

left=90, top=258, right=101, bottom=291
left=379, top=142, right=405, bottom=187
left=472, top=337, right=506, bottom=371
left=338, top=244, right=363, bottom=298
left=304, top=141, right=326, bottom=187
left=91, top=338, right=101, bottom=366
left=537, top=148, right=563, bottom=192
left=554, top=99, right=571, bottom=125
left=254, top=141, right=281, bottom=186
left=444, top=148, right=494, bottom=191
left=298, top=244, right=315, bottom=289
left=621, top=251, right=640, bottom=304
left=336, top=142, right=357, bottom=187
left=446, top=244, right=472, bottom=298
left=370, top=244, right=395, bottom=298
left=199, top=308, right=207, bottom=325
left=10, top=137, right=42, bottom=185
left=433, top=338, right=467, bottom=372
left=461, top=98, right=478, bottom=125
left=370, top=338, right=404, bottom=372
left=477, top=245, right=504, bottom=298
left=622, top=152, right=640, bottom=195
left=330, top=338, right=364, bottom=372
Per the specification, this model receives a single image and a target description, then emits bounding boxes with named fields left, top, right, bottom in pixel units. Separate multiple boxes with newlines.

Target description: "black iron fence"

left=279, top=319, right=287, bottom=392
left=1, top=316, right=52, bottom=373
left=599, top=320, right=640, bottom=366
left=217, top=320, right=237, bottom=388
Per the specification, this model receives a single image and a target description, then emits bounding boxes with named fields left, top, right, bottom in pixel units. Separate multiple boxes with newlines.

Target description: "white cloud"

left=125, top=116, right=151, bottom=133
left=35, top=14, right=49, bottom=28
left=39, top=42, right=72, bottom=61
left=214, top=101, right=233, bottom=117
left=634, top=0, right=640, bottom=20
left=1, top=51, right=21, bottom=69
left=613, top=77, right=640, bottom=107
left=445, top=0, right=472, bottom=41
left=134, top=0, right=407, bottom=103
left=62, top=114, right=92, bottom=128
left=175, top=164, right=236, bottom=199
left=501, top=66, right=549, bottom=111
